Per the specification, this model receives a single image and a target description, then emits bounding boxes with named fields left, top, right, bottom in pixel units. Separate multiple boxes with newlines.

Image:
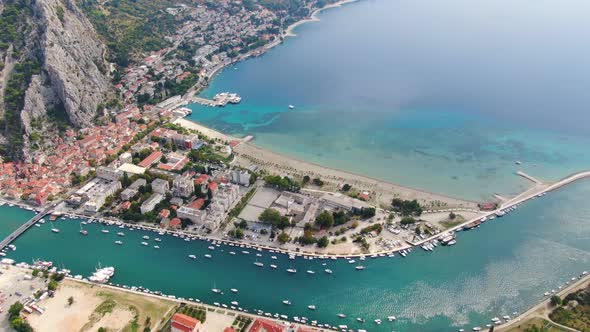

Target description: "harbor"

left=2, top=177, right=590, bottom=331
left=191, top=92, right=242, bottom=107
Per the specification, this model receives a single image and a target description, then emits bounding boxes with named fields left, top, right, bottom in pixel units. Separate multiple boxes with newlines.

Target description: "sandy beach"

left=173, top=117, right=478, bottom=209
left=233, top=142, right=478, bottom=209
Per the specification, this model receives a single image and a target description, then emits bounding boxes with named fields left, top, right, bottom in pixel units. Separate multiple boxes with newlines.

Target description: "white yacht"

left=188, top=255, right=197, bottom=259
left=355, top=265, right=366, bottom=270
left=282, top=300, right=291, bottom=305
left=324, top=269, right=333, bottom=274
left=115, top=241, right=123, bottom=245
left=308, top=305, right=316, bottom=310
left=287, top=268, right=297, bottom=274
left=51, top=228, right=60, bottom=233
left=254, top=261, right=264, bottom=267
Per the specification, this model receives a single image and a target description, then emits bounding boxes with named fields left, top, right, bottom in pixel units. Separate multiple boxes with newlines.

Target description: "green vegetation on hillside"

left=78, top=0, right=180, bottom=66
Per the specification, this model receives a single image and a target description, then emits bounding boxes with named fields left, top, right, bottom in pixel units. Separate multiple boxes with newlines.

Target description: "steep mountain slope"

left=0, top=0, right=114, bottom=160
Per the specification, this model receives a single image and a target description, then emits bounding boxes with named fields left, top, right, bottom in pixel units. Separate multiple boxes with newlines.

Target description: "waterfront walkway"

left=0, top=203, right=56, bottom=250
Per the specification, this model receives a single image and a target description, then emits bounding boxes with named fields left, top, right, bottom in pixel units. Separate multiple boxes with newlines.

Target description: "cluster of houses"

left=0, top=114, right=146, bottom=205
left=118, top=1, right=282, bottom=104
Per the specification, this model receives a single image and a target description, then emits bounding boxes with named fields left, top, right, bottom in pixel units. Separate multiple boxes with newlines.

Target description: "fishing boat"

left=387, top=316, right=396, bottom=321
left=79, top=224, right=88, bottom=235
left=154, top=238, right=162, bottom=242
left=308, top=305, right=316, bottom=310
left=357, top=318, right=365, bottom=323
left=51, top=228, right=60, bottom=233
left=374, top=319, right=382, bottom=325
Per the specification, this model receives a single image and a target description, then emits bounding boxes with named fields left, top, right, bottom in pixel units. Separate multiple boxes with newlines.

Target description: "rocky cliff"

left=0, top=0, right=114, bottom=160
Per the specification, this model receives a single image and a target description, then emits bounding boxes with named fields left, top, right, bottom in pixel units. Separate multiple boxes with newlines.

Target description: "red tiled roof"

left=171, top=322, right=192, bottom=332
left=248, top=319, right=284, bottom=332
left=172, top=313, right=199, bottom=329
left=187, top=198, right=205, bottom=210
left=138, top=151, right=162, bottom=168
left=169, top=218, right=182, bottom=227
left=207, top=182, right=218, bottom=192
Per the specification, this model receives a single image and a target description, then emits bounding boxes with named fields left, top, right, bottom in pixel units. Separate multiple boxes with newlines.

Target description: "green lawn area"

left=504, top=317, right=570, bottom=332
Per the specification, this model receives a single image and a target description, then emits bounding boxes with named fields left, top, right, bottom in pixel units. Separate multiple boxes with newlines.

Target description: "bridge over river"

left=0, top=203, right=58, bottom=251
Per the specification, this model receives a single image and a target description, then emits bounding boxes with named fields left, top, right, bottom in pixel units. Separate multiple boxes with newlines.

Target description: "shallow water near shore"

left=5, top=179, right=590, bottom=331
left=187, top=0, right=590, bottom=200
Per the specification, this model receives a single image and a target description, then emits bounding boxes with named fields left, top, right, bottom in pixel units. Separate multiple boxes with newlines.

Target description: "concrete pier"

left=517, top=171, right=543, bottom=184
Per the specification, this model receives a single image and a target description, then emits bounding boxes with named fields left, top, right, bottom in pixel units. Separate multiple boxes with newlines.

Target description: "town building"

left=248, top=318, right=284, bottom=332
left=152, top=178, right=170, bottom=194
left=173, top=175, right=194, bottom=198
left=177, top=205, right=207, bottom=224
left=119, top=152, right=133, bottom=164
left=138, top=151, right=163, bottom=168
left=141, top=193, right=164, bottom=214
left=171, top=313, right=201, bottom=332
left=231, top=170, right=251, bottom=186
left=96, top=166, right=123, bottom=181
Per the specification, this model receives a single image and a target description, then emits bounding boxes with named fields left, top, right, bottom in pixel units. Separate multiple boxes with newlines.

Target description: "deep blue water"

left=188, top=0, right=590, bottom=200
left=6, top=179, right=590, bottom=331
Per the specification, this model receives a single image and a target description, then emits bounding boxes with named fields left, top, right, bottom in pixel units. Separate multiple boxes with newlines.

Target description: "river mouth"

left=4, top=179, right=590, bottom=331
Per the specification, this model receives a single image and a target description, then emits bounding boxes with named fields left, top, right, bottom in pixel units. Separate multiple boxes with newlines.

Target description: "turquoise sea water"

left=187, top=0, right=590, bottom=200
left=0, top=204, right=35, bottom=239
left=6, top=179, right=590, bottom=331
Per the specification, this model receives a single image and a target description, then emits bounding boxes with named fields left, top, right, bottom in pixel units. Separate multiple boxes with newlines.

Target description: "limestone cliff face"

left=31, top=0, right=112, bottom=127
left=0, top=0, right=114, bottom=160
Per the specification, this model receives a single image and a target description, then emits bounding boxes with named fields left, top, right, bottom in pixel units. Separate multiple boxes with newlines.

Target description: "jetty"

left=516, top=171, right=543, bottom=184
left=0, top=203, right=56, bottom=250
left=410, top=170, right=590, bottom=248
